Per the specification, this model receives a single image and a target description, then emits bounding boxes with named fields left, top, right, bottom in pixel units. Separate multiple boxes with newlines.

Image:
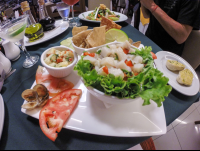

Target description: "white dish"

left=72, top=39, right=144, bottom=56
left=24, top=20, right=69, bottom=47
left=0, top=94, right=5, bottom=140
left=40, top=46, right=78, bottom=78
left=154, top=51, right=199, bottom=96
left=21, top=69, right=167, bottom=137
left=78, top=11, right=128, bottom=23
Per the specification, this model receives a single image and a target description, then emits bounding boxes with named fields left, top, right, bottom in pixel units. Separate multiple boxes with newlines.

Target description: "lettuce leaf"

left=74, top=47, right=172, bottom=107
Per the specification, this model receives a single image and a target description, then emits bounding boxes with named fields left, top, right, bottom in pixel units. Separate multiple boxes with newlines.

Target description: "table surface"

left=0, top=19, right=199, bottom=150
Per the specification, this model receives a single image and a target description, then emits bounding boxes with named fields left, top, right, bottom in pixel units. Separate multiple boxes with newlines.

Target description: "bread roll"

left=166, top=60, right=185, bottom=71
left=177, top=69, right=193, bottom=86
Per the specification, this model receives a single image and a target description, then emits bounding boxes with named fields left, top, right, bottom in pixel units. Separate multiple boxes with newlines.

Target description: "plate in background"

left=154, top=51, right=199, bottom=96
left=78, top=11, right=128, bottom=23
left=25, top=20, right=69, bottom=47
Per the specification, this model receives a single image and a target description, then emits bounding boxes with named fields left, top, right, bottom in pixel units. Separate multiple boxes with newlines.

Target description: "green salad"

left=86, top=4, right=120, bottom=21
left=74, top=43, right=172, bottom=107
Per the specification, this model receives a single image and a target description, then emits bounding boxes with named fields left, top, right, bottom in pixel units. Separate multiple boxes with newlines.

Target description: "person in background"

left=140, top=0, right=200, bottom=56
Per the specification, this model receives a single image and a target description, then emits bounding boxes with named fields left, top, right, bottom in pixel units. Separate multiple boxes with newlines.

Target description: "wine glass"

left=0, top=15, right=39, bottom=68
left=62, top=0, right=81, bottom=27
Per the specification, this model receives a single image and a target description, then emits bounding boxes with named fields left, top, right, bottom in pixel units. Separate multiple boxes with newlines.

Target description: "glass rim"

left=0, top=15, right=29, bottom=30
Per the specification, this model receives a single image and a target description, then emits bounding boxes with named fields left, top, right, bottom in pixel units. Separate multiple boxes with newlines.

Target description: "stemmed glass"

left=62, top=0, right=81, bottom=27
left=0, top=15, right=39, bottom=68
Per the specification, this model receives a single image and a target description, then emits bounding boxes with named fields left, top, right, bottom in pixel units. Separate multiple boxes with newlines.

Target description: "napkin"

left=0, top=70, right=6, bottom=92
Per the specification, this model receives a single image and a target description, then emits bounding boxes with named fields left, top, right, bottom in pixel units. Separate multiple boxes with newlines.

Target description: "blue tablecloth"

left=0, top=20, right=199, bottom=150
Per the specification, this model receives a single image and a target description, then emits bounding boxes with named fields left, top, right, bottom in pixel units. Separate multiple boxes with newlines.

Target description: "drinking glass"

left=62, top=0, right=81, bottom=27
left=56, top=2, right=70, bottom=21
left=0, top=15, right=39, bottom=68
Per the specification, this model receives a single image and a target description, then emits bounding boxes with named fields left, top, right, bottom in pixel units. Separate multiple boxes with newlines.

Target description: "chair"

left=73, top=0, right=86, bottom=13
left=181, top=30, right=200, bottom=70
left=140, top=138, right=156, bottom=150
left=88, top=0, right=112, bottom=11
left=4, top=8, right=14, bottom=19
left=46, top=3, right=61, bottom=19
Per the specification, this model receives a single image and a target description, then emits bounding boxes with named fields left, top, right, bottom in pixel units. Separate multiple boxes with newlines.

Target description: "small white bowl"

left=41, top=46, right=78, bottom=78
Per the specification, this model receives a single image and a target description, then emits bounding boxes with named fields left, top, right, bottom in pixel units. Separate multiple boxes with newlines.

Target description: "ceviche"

left=44, top=48, right=74, bottom=68
left=74, top=41, right=172, bottom=107
left=86, top=4, right=120, bottom=21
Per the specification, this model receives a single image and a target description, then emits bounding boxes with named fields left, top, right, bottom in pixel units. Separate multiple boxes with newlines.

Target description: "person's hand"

left=140, top=0, right=157, bottom=12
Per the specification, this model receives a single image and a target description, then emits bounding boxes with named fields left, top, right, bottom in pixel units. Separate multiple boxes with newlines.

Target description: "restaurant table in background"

left=0, top=19, right=199, bottom=150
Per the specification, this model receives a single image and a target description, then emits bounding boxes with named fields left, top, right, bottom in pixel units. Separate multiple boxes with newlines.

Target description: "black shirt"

left=145, top=0, right=200, bottom=56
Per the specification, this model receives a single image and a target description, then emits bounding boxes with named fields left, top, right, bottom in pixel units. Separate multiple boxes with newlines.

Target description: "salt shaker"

left=0, top=51, right=12, bottom=75
left=2, top=40, right=21, bottom=61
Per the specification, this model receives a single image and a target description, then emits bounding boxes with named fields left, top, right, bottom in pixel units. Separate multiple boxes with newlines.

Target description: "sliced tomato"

left=39, top=89, right=82, bottom=141
left=36, top=66, right=74, bottom=97
left=151, top=52, right=157, bottom=59
left=103, top=66, right=109, bottom=74
left=56, top=57, right=63, bottom=63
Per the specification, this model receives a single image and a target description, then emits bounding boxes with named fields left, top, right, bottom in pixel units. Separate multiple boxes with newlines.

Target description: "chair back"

left=46, top=3, right=60, bottom=18
left=88, top=0, right=112, bottom=11
left=4, top=8, right=14, bottom=19
left=181, top=30, right=200, bottom=70
left=73, top=0, right=86, bottom=13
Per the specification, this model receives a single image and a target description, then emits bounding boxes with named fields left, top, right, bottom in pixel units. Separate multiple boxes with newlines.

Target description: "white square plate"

left=21, top=70, right=167, bottom=137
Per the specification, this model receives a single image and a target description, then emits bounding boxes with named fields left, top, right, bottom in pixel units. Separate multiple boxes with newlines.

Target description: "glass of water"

left=56, top=2, right=70, bottom=21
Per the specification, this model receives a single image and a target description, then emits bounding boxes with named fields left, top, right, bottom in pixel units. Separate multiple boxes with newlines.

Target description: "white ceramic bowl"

left=72, top=29, right=117, bottom=56
left=79, top=41, right=144, bottom=105
left=41, top=46, right=78, bottom=78
left=81, top=78, right=140, bottom=105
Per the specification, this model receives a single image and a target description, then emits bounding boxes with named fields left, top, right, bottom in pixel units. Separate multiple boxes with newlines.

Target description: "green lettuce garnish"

left=74, top=46, right=172, bottom=107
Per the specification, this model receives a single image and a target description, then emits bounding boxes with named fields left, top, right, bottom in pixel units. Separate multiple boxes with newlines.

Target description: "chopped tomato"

left=88, top=53, right=95, bottom=57
left=83, top=52, right=89, bottom=56
left=123, top=48, right=129, bottom=54
left=56, top=57, right=63, bottom=63
left=103, top=66, right=109, bottom=74
left=125, top=60, right=133, bottom=67
left=151, top=52, right=157, bottom=59
left=69, top=58, right=73, bottom=62
left=83, top=52, right=95, bottom=57
left=39, top=89, right=82, bottom=141
left=46, top=54, right=50, bottom=57
left=36, top=66, right=74, bottom=97
left=134, top=72, right=139, bottom=76
left=98, top=14, right=101, bottom=17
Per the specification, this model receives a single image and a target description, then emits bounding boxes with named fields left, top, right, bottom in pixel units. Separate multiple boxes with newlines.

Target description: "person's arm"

left=140, top=0, right=193, bottom=44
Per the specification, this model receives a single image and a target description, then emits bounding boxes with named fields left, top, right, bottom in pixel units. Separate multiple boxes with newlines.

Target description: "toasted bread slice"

left=166, top=60, right=185, bottom=71
left=177, top=69, right=193, bottom=86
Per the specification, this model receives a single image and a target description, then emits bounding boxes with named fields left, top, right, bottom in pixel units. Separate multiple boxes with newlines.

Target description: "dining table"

left=0, top=18, right=199, bottom=150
